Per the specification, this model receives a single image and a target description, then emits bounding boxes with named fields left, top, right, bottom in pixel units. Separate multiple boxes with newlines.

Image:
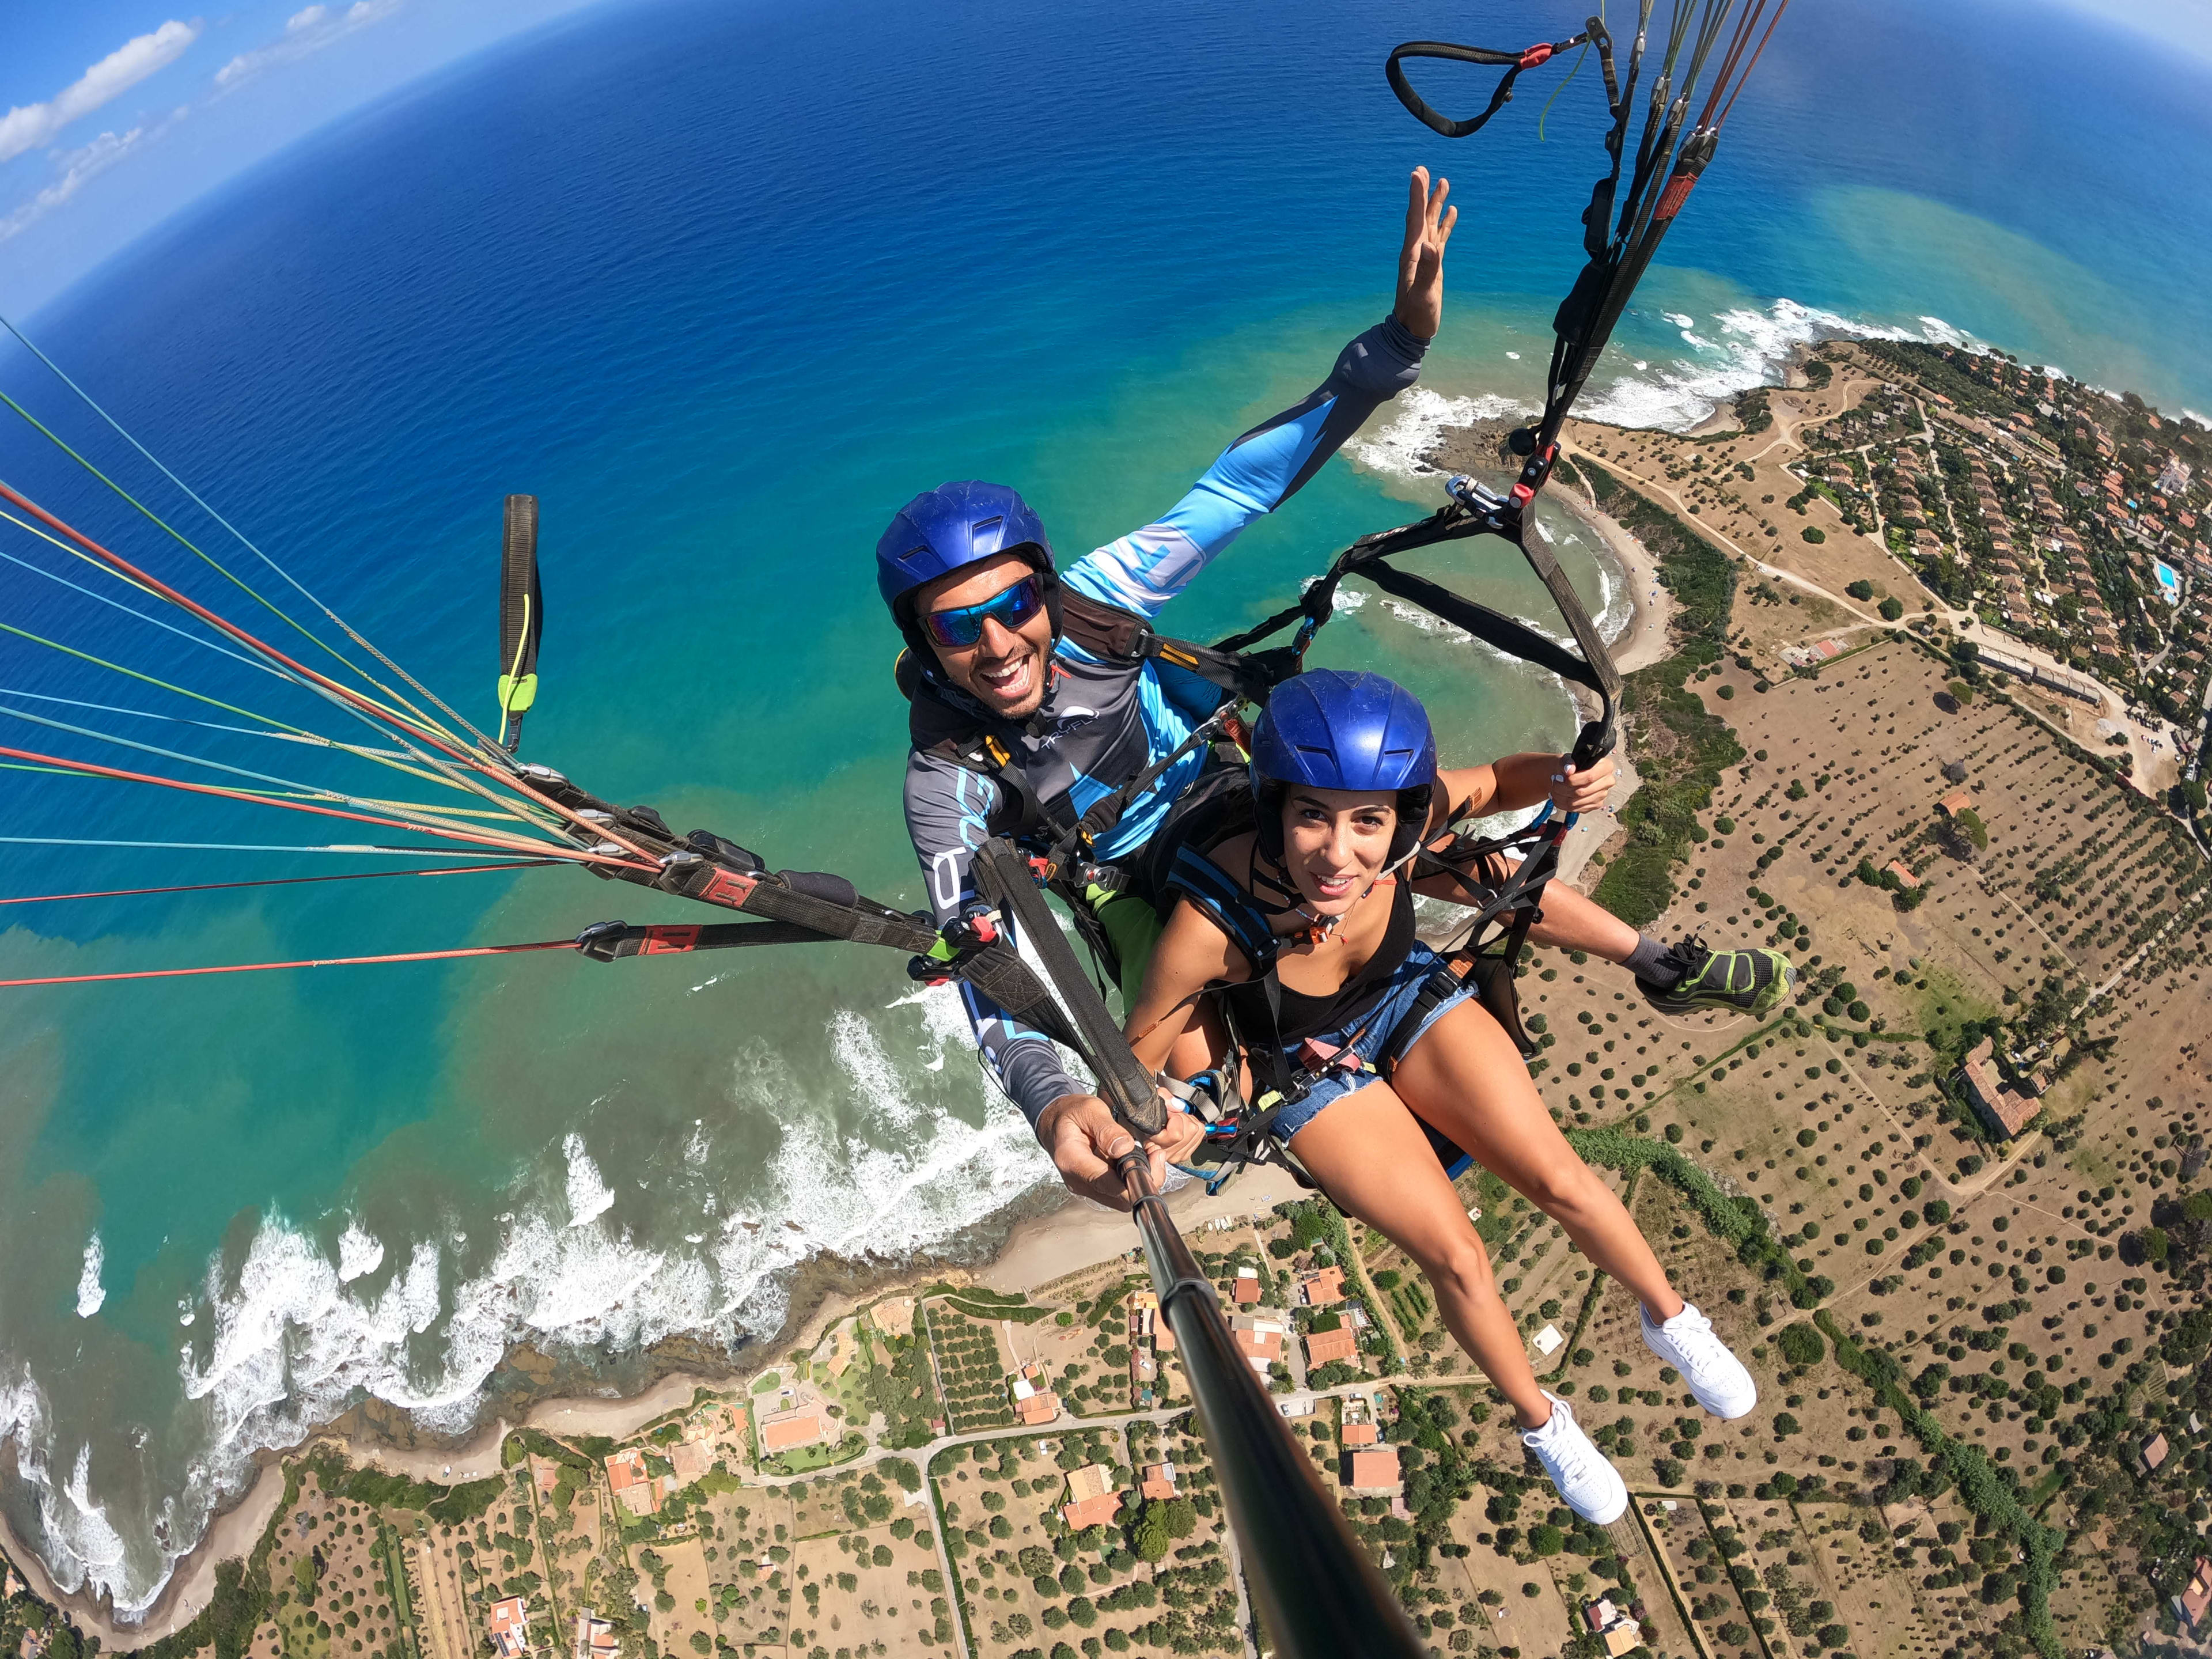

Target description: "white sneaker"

left=1642, top=1301, right=1758, bottom=1420
left=1520, top=1392, right=1628, bottom=1524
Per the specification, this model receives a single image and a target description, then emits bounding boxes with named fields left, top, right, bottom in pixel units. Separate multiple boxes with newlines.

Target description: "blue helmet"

left=1249, top=670, right=1437, bottom=861
left=876, top=480, right=1060, bottom=658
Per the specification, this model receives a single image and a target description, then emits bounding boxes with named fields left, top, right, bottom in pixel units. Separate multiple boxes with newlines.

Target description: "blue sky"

left=0, top=0, right=626, bottom=317
left=1, top=0, right=2206, bottom=323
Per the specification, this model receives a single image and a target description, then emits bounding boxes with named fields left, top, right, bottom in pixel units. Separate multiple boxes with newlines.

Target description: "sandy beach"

left=1541, top=464, right=1674, bottom=886
left=5, top=442, right=1683, bottom=1656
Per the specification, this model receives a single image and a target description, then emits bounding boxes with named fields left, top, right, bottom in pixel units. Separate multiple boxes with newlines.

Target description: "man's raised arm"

left=1064, top=168, right=1456, bottom=624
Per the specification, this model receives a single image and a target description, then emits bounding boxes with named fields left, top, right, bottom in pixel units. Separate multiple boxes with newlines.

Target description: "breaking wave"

left=1574, top=297, right=1983, bottom=431
left=0, top=985, right=1054, bottom=1622
left=74, top=1236, right=104, bottom=1320
left=1350, top=387, right=1532, bottom=477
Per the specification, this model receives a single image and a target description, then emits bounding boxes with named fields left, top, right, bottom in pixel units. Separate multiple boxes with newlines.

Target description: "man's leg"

left=1096, top=890, right=1221, bottom=1077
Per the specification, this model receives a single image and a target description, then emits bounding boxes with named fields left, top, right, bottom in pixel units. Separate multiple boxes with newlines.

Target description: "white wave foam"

left=1349, top=387, right=1532, bottom=477
left=336, top=1219, right=384, bottom=1283
left=9, top=979, right=1070, bottom=1619
left=563, top=1132, right=616, bottom=1228
left=75, top=1234, right=104, bottom=1319
left=1573, top=297, right=1989, bottom=433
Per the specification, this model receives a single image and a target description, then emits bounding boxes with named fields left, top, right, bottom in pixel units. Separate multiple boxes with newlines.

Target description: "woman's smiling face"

left=1279, top=785, right=1398, bottom=913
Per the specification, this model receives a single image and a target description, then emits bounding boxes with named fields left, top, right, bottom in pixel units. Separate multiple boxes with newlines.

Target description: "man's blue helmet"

left=1249, top=669, right=1437, bottom=861
left=876, top=480, right=1060, bottom=658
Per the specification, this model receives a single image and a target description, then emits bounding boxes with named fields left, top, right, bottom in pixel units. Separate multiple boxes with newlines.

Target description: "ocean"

left=1, top=0, right=2206, bottom=1618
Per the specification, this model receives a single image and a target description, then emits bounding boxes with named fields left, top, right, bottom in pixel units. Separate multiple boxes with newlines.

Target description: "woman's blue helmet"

left=1249, top=669, right=1437, bottom=861
left=876, top=480, right=1060, bottom=659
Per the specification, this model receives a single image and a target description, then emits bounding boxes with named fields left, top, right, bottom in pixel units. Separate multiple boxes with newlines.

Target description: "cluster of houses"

left=601, top=1404, right=755, bottom=1518
left=1053, top=1453, right=1183, bottom=1536
left=482, top=1597, right=624, bottom=1659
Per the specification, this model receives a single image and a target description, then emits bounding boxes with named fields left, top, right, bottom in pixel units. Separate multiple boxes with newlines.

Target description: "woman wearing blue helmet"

left=1125, top=669, right=1758, bottom=1524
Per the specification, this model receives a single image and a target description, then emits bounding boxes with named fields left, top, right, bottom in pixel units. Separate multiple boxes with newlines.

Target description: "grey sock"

left=1624, top=933, right=1678, bottom=987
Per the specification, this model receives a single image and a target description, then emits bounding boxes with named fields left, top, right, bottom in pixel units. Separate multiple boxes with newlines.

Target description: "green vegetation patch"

left=1582, top=461, right=1744, bottom=927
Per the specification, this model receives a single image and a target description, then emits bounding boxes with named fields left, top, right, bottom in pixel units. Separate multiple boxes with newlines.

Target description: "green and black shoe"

left=1637, top=936, right=1795, bottom=1017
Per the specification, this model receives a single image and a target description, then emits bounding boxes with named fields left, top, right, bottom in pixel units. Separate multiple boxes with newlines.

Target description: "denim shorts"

left=1266, top=942, right=1478, bottom=1145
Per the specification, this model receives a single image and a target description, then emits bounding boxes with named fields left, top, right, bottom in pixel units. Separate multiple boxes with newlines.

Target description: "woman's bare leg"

left=1392, top=998, right=1687, bottom=1324
left=1522, top=879, right=1642, bottom=963
left=1288, top=1082, right=1552, bottom=1429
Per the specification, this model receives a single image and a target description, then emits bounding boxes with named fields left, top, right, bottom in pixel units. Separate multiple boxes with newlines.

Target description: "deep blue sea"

left=0, top=0, right=2206, bottom=1615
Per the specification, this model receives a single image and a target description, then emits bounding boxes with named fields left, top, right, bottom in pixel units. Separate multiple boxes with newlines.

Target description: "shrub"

left=1777, top=1324, right=1825, bottom=1367
left=1878, top=596, right=1904, bottom=620
left=1845, top=579, right=1874, bottom=600
left=1717, top=684, right=1736, bottom=699
left=1528, top=1524, right=1564, bottom=1556
left=1801, top=527, right=1826, bottom=543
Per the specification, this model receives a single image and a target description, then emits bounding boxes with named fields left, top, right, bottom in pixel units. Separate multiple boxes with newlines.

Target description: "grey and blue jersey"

left=901, top=313, right=1429, bottom=1126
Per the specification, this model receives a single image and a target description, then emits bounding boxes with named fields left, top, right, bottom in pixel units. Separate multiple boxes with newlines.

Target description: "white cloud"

left=214, top=0, right=403, bottom=93
left=0, top=109, right=188, bottom=245
left=0, top=21, right=202, bottom=165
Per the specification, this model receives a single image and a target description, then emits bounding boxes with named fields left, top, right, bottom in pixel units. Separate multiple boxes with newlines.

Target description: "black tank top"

left=1259, top=878, right=1416, bottom=1043
left=1161, top=847, right=1418, bottom=1047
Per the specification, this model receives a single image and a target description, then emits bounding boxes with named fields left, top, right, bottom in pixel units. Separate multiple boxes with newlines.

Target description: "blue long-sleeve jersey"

left=902, top=313, right=1428, bottom=1126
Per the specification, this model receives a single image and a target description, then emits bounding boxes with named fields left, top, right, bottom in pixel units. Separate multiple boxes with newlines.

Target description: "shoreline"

left=1413, top=416, right=1676, bottom=885
left=6, top=429, right=1684, bottom=1654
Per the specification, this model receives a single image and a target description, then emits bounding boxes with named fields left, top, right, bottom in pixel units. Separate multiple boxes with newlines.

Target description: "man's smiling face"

left=916, top=553, right=1055, bottom=719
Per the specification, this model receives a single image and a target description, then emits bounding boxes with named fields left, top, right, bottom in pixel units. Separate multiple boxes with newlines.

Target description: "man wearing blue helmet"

left=1126, top=670, right=1761, bottom=1524
left=881, top=172, right=1787, bottom=1207
left=880, top=172, right=1455, bottom=1196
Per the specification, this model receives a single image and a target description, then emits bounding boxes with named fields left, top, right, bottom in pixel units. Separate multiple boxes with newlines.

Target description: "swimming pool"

left=2156, top=560, right=2182, bottom=601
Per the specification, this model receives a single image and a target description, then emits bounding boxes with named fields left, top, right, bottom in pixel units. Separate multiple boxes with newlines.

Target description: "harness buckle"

left=943, top=911, right=1001, bottom=953
left=1297, top=1037, right=1363, bottom=1074
left=1026, top=854, right=1057, bottom=885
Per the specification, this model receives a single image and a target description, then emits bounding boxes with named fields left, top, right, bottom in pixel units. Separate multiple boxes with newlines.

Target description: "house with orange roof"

left=1060, top=1463, right=1123, bottom=1531
left=760, top=1408, right=831, bottom=1453
left=604, top=1449, right=658, bottom=1516
left=1937, top=789, right=1975, bottom=817
left=571, top=1610, right=618, bottom=1659
left=1304, top=1325, right=1358, bottom=1368
left=1346, top=1449, right=1401, bottom=1494
left=1139, top=1463, right=1177, bottom=1502
left=1233, top=1267, right=1262, bottom=1305
left=1962, top=1037, right=2037, bottom=1139
left=2174, top=1557, right=2212, bottom=1634
left=1883, top=859, right=1921, bottom=889
left=487, top=1597, right=532, bottom=1659
left=1300, top=1266, right=1345, bottom=1306
left=1016, top=1391, right=1061, bottom=1426
left=1230, top=1316, right=1283, bottom=1376
left=1340, top=1422, right=1379, bottom=1447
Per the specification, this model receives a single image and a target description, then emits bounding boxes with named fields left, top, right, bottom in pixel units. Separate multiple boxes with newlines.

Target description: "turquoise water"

left=0, top=0, right=2207, bottom=1614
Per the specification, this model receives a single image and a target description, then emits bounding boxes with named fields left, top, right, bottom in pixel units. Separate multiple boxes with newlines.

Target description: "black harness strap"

left=971, top=836, right=1166, bottom=1135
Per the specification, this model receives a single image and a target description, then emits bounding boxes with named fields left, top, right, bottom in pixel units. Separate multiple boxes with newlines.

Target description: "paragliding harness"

left=1128, top=487, right=1630, bottom=1202
left=893, top=587, right=1289, bottom=990
left=547, top=0, right=1791, bottom=1169
left=459, top=0, right=1797, bottom=1173
left=1092, top=0, right=1794, bottom=1194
